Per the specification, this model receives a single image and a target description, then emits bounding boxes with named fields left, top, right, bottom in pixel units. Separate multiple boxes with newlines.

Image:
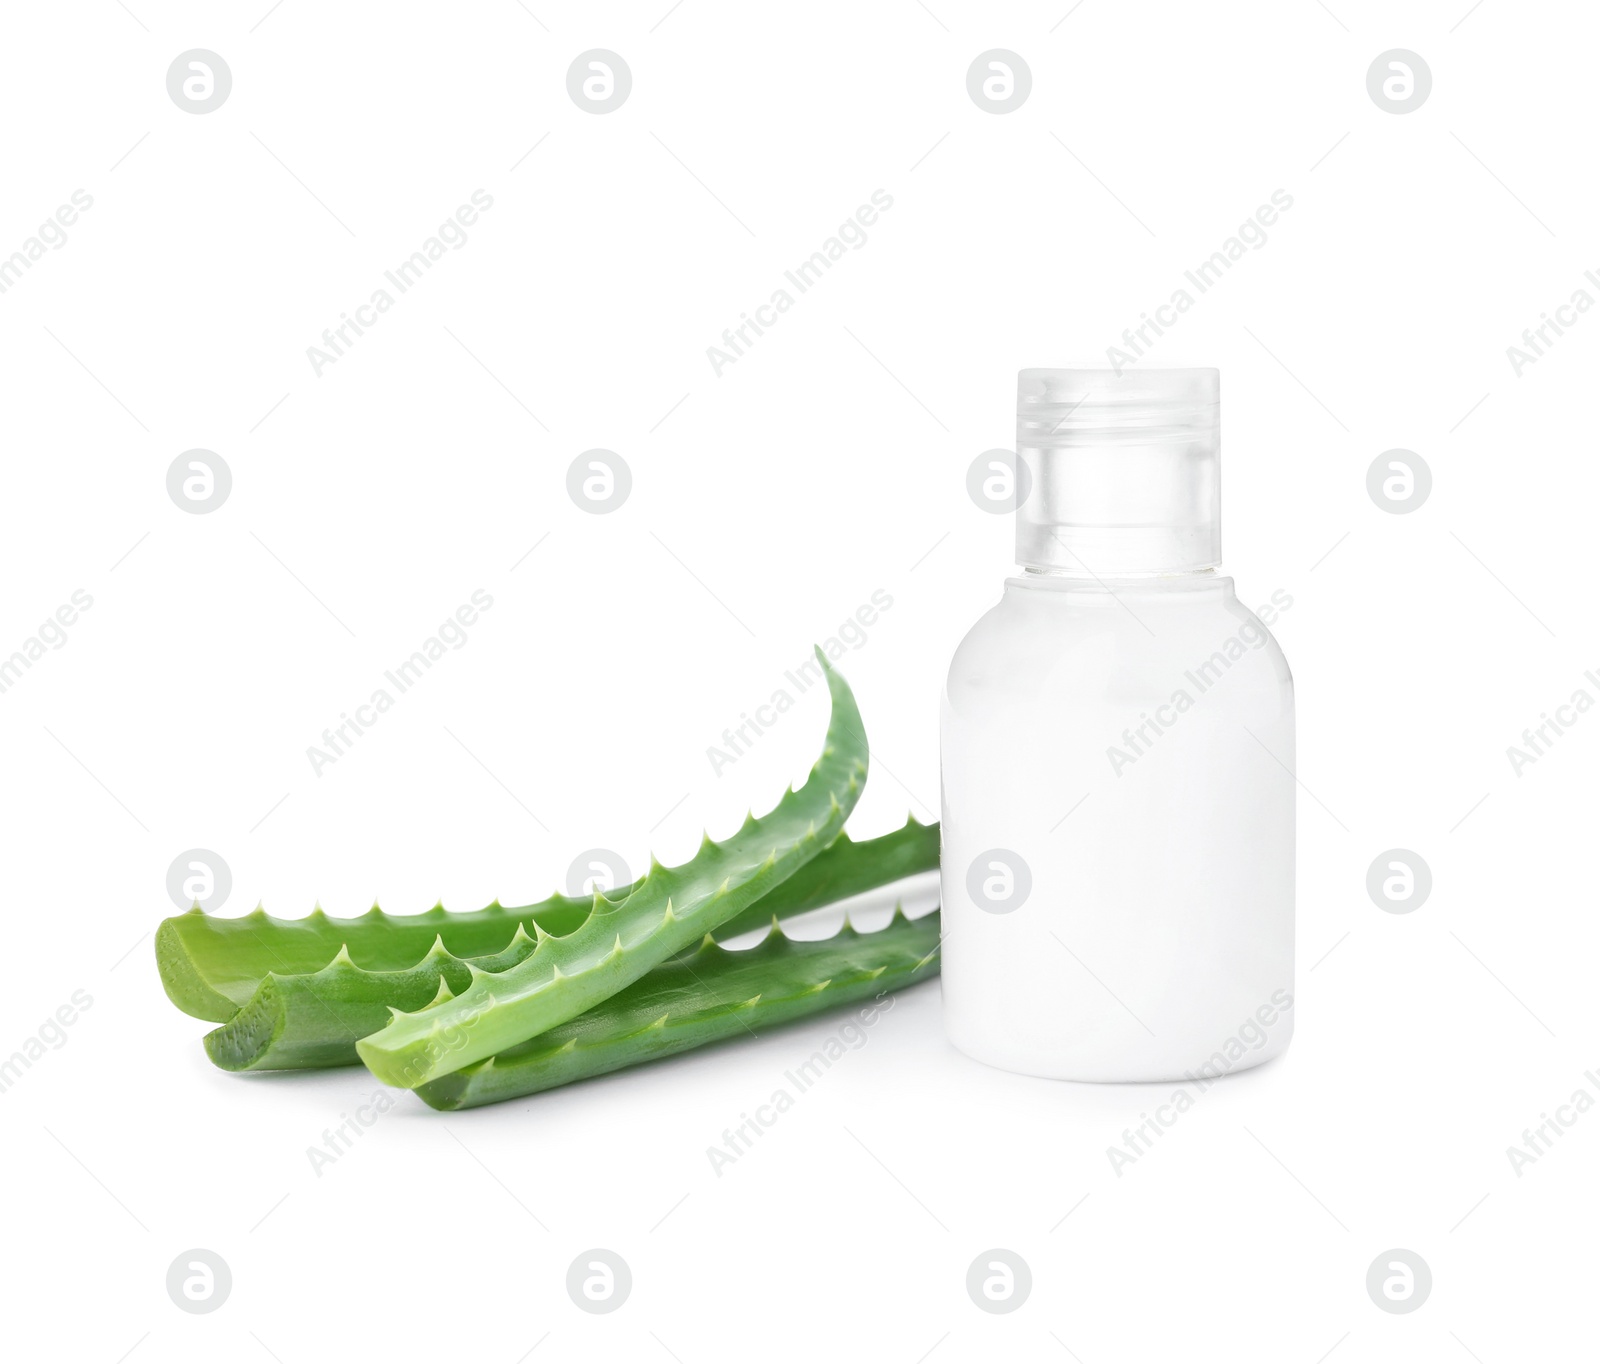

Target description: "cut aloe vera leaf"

left=202, top=814, right=938, bottom=1072
left=357, top=650, right=868, bottom=1089
left=416, top=908, right=941, bottom=1110
left=202, top=930, right=539, bottom=1072
left=160, top=815, right=933, bottom=1028
left=169, top=812, right=933, bottom=1028
left=156, top=893, right=623, bottom=1025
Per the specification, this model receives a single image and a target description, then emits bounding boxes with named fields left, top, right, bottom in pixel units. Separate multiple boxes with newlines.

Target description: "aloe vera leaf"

left=715, top=814, right=938, bottom=933
left=202, top=814, right=938, bottom=1072
left=156, top=892, right=628, bottom=1024
left=356, top=651, right=868, bottom=1089
left=159, top=813, right=934, bottom=1026
left=202, top=930, right=539, bottom=1071
left=416, top=908, right=942, bottom=1111
left=167, top=812, right=934, bottom=1027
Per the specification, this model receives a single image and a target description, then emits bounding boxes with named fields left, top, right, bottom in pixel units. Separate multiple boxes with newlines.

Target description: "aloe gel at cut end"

left=940, top=368, right=1295, bottom=1081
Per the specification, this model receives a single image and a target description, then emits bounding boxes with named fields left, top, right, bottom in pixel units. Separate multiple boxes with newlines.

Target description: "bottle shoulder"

left=947, top=575, right=1294, bottom=692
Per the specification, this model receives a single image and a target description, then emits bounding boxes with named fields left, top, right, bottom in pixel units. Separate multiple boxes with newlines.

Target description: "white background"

left=2, top=1, right=1595, bottom=1359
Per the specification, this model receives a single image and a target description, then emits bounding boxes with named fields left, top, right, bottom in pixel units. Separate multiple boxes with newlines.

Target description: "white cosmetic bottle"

left=940, top=369, right=1295, bottom=1081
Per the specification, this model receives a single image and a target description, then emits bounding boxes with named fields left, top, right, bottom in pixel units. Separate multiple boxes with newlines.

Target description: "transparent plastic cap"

left=1015, top=368, right=1220, bottom=575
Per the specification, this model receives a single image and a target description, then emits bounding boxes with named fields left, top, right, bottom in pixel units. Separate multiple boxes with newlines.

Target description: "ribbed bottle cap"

left=1016, top=368, right=1220, bottom=575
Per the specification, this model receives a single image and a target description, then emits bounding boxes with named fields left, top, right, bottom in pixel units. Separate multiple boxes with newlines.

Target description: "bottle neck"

left=1014, top=369, right=1221, bottom=575
left=1014, top=494, right=1221, bottom=575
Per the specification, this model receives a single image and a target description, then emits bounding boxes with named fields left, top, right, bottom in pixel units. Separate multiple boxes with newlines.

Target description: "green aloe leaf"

left=357, top=650, right=869, bottom=1090
left=156, top=895, right=615, bottom=1025
left=157, top=809, right=934, bottom=1029
left=201, top=815, right=936, bottom=1072
left=203, top=930, right=533, bottom=1072
left=739, top=815, right=937, bottom=924
left=417, top=908, right=941, bottom=1111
